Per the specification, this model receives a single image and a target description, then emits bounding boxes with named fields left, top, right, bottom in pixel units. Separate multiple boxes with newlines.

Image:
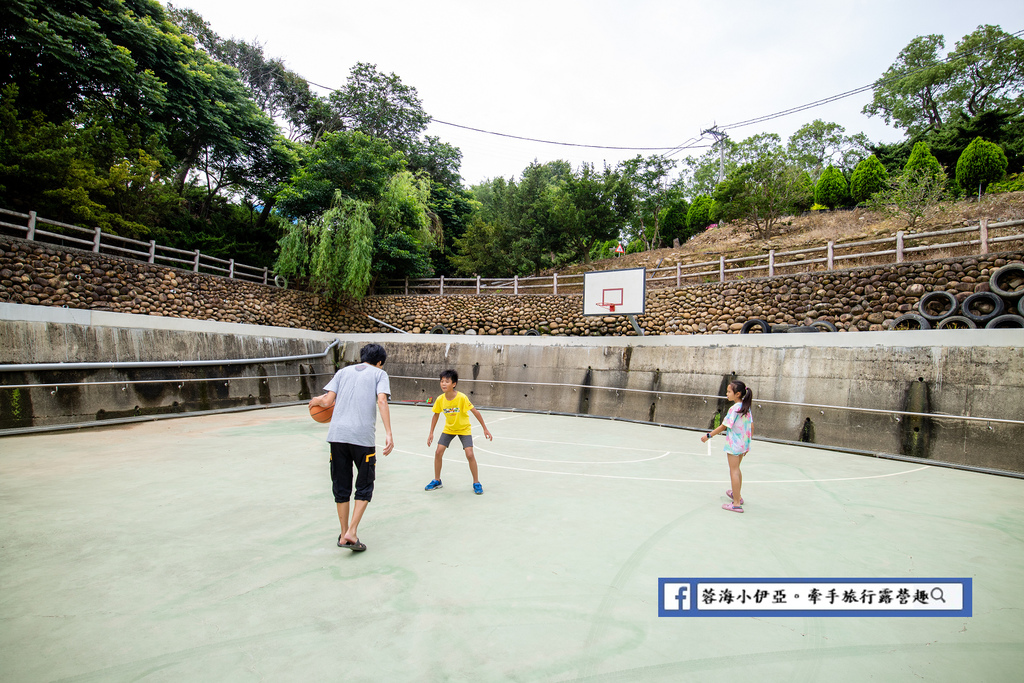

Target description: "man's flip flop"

left=338, top=536, right=367, bottom=552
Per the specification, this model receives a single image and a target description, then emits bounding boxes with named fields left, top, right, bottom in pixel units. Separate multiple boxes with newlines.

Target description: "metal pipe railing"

left=0, top=339, right=340, bottom=373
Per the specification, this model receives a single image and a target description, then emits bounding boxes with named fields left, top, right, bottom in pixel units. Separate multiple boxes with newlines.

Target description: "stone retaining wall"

left=1, top=236, right=1021, bottom=335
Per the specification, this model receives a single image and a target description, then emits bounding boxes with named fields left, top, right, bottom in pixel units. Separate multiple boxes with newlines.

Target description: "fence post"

left=262, top=267, right=268, bottom=285
left=896, top=231, right=904, bottom=263
left=676, top=263, right=681, bottom=287
left=475, top=275, right=481, bottom=295
left=92, top=227, right=102, bottom=252
left=553, top=272, right=558, bottom=295
left=439, top=275, right=444, bottom=296
left=228, top=259, right=235, bottom=279
left=768, top=249, right=775, bottom=278
left=827, top=241, right=834, bottom=270
left=719, top=256, right=725, bottom=283
left=979, top=218, right=989, bottom=255
left=193, top=249, right=200, bottom=273
left=27, top=211, right=37, bottom=240
left=514, top=275, right=519, bottom=295
left=148, top=240, right=156, bottom=264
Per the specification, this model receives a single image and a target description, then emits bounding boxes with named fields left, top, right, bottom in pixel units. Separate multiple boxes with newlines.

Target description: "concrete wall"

left=3, top=303, right=1022, bottom=474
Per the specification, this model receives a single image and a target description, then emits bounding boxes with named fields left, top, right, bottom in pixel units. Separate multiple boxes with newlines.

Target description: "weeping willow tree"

left=274, top=171, right=437, bottom=299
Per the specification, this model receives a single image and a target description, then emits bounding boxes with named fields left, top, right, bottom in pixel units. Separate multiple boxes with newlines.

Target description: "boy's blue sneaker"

left=425, top=479, right=443, bottom=491
left=473, top=482, right=483, bottom=495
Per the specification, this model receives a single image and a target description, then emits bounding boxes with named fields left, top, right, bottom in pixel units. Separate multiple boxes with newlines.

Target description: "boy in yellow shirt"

left=425, top=369, right=493, bottom=494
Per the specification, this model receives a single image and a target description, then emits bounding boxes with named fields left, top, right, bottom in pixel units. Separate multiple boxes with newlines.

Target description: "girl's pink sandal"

left=722, top=502, right=744, bottom=513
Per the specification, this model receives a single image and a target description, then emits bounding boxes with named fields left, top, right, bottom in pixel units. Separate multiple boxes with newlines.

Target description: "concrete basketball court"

left=1, top=404, right=1022, bottom=682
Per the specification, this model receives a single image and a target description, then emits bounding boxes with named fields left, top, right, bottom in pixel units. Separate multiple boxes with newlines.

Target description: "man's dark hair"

left=439, top=369, right=458, bottom=384
left=360, top=343, right=387, bottom=366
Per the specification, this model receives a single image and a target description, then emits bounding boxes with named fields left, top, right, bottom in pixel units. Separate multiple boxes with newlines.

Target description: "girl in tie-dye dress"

left=701, top=380, right=753, bottom=513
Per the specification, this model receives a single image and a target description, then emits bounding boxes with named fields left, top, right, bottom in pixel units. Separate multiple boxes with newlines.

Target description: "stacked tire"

left=893, top=262, right=1024, bottom=330
left=739, top=319, right=837, bottom=334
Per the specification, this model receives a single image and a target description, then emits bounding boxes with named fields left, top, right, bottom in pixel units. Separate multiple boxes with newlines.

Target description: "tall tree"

left=863, top=26, right=1024, bottom=136
left=546, top=164, right=626, bottom=264
left=618, top=154, right=677, bottom=250
left=713, top=142, right=811, bottom=239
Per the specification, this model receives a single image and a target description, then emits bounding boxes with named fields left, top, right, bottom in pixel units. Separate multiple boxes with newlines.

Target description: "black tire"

left=892, top=313, right=932, bottom=330
left=985, top=314, right=1024, bottom=329
left=918, top=290, right=959, bottom=322
left=809, top=319, right=838, bottom=332
left=525, top=329, right=540, bottom=336
left=740, top=319, right=771, bottom=334
left=429, top=324, right=449, bottom=334
left=936, top=315, right=977, bottom=330
left=771, top=324, right=795, bottom=333
left=989, top=263, right=1024, bottom=301
left=959, top=292, right=1004, bottom=324
left=786, top=325, right=820, bottom=333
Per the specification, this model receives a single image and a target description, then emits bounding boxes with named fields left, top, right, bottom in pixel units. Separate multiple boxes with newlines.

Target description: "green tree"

left=713, top=146, right=810, bottom=238
left=955, top=137, right=1008, bottom=199
left=686, top=195, right=714, bottom=232
left=618, top=154, right=677, bottom=250
left=904, top=141, right=944, bottom=178
left=659, top=195, right=691, bottom=245
left=871, top=169, right=947, bottom=228
left=863, top=26, right=1024, bottom=136
left=546, top=164, right=626, bottom=264
left=849, top=155, right=890, bottom=204
left=814, top=166, right=849, bottom=209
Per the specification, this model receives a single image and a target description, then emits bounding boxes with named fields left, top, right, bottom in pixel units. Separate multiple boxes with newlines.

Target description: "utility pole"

left=701, top=125, right=729, bottom=183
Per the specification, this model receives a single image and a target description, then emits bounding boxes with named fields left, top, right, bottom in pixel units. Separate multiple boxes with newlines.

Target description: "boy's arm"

left=427, top=412, right=440, bottom=446
left=308, top=391, right=336, bottom=409
left=470, top=407, right=492, bottom=441
left=378, top=393, right=394, bottom=456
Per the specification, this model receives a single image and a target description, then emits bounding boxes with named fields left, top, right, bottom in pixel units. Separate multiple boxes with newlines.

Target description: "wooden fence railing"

left=4, top=207, right=1022, bottom=297
left=0, top=207, right=282, bottom=287
left=383, top=218, right=1024, bottom=296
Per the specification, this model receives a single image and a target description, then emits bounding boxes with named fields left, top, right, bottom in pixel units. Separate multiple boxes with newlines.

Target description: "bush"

left=987, top=173, right=1024, bottom=194
left=904, top=141, right=943, bottom=178
left=814, top=165, right=848, bottom=209
left=850, top=155, right=889, bottom=204
left=955, top=137, right=1008, bottom=199
left=686, top=195, right=713, bottom=232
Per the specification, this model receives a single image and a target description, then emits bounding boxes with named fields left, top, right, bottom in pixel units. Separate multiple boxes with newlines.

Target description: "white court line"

left=474, top=445, right=671, bottom=465
left=488, top=435, right=674, bottom=454
left=394, top=448, right=932, bottom=484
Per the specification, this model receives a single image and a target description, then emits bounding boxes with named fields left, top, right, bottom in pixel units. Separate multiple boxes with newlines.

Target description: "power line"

left=720, top=27, right=1024, bottom=131
left=307, top=27, right=1022, bottom=152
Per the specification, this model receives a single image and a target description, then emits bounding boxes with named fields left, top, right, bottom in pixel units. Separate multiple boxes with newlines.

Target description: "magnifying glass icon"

left=931, top=587, right=946, bottom=603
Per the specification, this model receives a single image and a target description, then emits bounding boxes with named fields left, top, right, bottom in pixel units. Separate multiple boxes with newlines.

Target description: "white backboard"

left=583, top=268, right=646, bottom=316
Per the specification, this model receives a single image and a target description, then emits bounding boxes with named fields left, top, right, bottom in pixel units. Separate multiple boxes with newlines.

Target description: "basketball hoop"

left=597, top=288, right=623, bottom=313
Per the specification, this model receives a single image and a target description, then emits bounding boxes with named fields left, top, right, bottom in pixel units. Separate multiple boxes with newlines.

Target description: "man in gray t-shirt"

left=308, top=343, right=394, bottom=552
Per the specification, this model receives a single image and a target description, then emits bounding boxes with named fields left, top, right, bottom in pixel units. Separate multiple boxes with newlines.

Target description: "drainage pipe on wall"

left=0, top=339, right=341, bottom=373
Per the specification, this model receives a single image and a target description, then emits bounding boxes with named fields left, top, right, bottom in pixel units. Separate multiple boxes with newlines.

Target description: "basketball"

left=309, top=403, right=334, bottom=423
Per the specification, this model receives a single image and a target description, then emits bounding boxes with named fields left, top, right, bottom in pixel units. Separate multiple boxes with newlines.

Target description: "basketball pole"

left=627, top=315, right=644, bottom=336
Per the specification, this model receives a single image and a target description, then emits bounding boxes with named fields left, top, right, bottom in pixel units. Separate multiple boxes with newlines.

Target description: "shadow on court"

left=1, top=405, right=1022, bottom=682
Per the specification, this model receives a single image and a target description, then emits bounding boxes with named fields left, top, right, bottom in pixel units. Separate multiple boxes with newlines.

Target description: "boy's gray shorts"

left=438, top=433, right=473, bottom=448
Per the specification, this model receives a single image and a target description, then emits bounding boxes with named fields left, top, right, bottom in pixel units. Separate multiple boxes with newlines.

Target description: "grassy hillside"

left=554, top=192, right=1024, bottom=276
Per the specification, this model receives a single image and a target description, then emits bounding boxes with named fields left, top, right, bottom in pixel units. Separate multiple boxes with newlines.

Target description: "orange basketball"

left=309, top=403, right=334, bottom=423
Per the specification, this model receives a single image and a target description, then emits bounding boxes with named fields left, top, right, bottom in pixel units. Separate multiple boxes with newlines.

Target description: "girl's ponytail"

left=730, top=380, right=753, bottom=415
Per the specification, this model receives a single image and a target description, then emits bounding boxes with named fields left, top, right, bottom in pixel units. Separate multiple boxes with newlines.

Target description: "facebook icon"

left=660, top=580, right=692, bottom=614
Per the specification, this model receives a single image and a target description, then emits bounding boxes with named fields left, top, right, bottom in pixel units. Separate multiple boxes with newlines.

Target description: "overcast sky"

left=173, top=0, right=1022, bottom=186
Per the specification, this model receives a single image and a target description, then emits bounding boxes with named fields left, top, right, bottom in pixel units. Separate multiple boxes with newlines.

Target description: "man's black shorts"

left=330, top=442, right=377, bottom=502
